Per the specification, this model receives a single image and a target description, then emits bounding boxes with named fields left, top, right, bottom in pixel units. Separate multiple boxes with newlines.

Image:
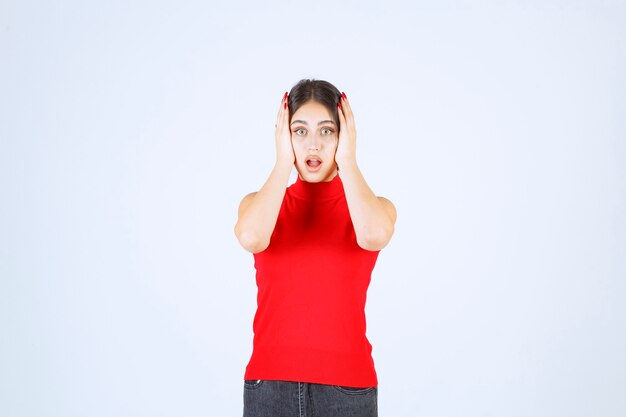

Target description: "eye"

left=294, top=128, right=306, bottom=136
left=321, top=127, right=334, bottom=135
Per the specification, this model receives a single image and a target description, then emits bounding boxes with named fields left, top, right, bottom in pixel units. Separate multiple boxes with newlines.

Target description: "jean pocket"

left=332, top=385, right=376, bottom=395
left=243, top=379, right=264, bottom=390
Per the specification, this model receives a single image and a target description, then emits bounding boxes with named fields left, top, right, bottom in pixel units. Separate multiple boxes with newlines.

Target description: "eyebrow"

left=290, top=119, right=336, bottom=126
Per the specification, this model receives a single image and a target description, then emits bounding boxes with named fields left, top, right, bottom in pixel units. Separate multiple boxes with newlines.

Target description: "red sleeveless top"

left=244, top=174, right=380, bottom=387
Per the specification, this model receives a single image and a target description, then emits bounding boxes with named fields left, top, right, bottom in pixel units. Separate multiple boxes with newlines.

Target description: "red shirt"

left=244, top=175, right=380, bottom=387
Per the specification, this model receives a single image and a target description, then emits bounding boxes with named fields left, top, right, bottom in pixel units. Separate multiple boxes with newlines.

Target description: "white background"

left=1, top=1, right=625, bottom=416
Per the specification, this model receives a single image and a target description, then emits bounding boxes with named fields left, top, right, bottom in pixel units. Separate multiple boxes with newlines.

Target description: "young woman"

left=235, top=79, right=396, bottom=417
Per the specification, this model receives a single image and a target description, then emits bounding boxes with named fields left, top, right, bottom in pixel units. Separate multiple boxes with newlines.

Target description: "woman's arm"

left=336, top=93, right=397, bottom=251
left=234, top=93, right=294, bottom=253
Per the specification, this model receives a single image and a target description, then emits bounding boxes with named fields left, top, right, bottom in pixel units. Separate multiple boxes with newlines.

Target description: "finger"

left=277, top=97, right=290, bottom=135
left=337, top=100, right=346, bottom=126
left=281, top=94, right=289, bottom=123
left=276, top=91, right=288, bottom=126
left=340, top=92, right=354, bottom=123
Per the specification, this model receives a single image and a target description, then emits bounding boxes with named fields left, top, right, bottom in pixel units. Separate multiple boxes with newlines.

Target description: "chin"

left=296, top=165, right=337, bottom=183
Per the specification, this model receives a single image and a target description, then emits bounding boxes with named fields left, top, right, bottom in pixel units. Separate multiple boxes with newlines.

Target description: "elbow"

left=356, top=224, right=394, bottom=251
left=234, top=224, right=269, bottom=253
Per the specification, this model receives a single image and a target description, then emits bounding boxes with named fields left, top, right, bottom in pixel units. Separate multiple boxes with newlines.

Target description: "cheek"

left=326, top=137, right=339, bottom=153
left=291, top=139, right=306, bottom=160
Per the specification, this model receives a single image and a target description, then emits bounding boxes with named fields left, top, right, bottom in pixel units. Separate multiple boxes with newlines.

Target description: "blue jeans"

left=243, top=380, right=378, bottom=417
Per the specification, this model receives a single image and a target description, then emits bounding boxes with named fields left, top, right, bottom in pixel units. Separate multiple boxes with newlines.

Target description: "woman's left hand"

left=335, top=92, right=357, bottom=168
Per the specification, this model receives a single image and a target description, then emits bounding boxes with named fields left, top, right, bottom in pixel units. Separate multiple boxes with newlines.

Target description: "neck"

left=297, top=168, right=339, bottom=183
left=291, top=171, right=344, bottom=200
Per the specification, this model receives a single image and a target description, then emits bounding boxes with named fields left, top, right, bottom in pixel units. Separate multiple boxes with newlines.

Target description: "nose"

left=307, top=135, right=321, bottom=152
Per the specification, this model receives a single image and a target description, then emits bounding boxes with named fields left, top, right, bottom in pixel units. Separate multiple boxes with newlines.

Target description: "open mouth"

left=305, top=156, right=322, bottom=171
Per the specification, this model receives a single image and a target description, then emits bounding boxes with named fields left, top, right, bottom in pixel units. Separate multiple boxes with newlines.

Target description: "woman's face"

left=290, top=100, right=338, bottom=183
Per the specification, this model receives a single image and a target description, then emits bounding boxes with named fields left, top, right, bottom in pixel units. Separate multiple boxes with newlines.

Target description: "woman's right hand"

left=234, top=92, right=294, bottom=253
left=275, top=92, right=294, bottom=165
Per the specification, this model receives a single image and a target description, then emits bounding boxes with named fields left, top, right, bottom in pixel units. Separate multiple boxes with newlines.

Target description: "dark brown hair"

left=288, top=79, right=342, bottom=133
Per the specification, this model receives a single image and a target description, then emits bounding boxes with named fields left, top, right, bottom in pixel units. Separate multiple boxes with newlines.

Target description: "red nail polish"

left=283, top=91, right=288, bottom=101
left=342, top=92, right=347, bottom=99
left=338, top=101, right=342, bottom=109
left=284, top=102, right=287, bottom=109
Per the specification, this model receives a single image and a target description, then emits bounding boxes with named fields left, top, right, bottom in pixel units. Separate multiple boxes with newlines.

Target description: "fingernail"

left=342, top=92, right=347, bottom=99
left=284, top=102, right=287, bottom=109
left=338, top=101, right=342, bottom=109
left=283, top=91, right=288, bottom=101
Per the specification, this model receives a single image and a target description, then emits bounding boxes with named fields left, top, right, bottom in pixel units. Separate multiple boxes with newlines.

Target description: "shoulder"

left=377, top=196, right=397, bottom=223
